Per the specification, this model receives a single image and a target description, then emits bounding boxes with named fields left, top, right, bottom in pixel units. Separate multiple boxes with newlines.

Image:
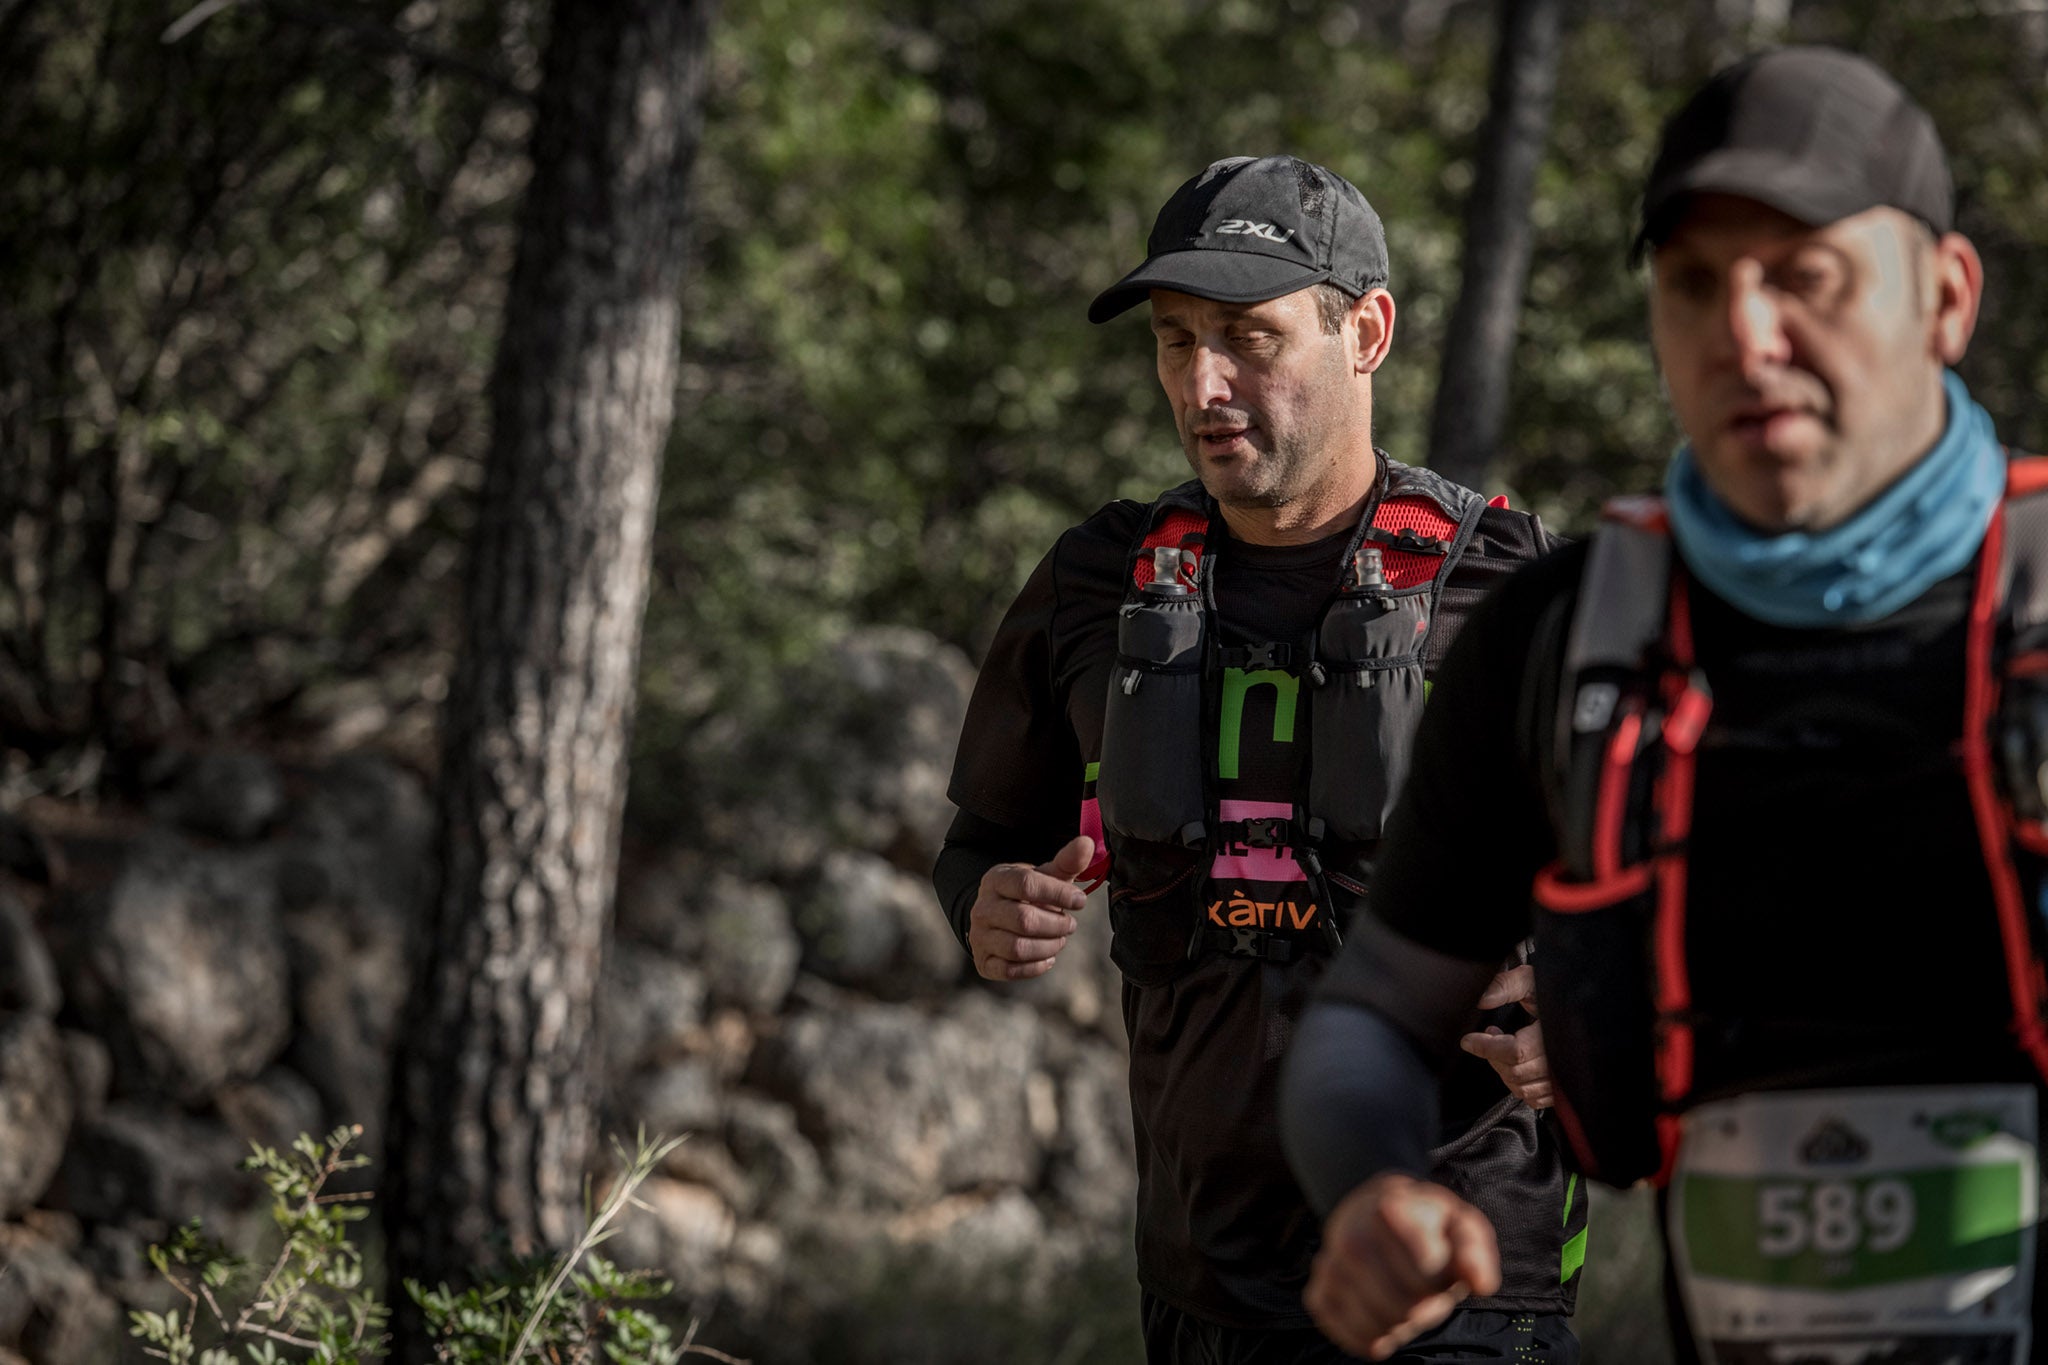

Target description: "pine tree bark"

left=1425, top=0, right=1563, bottom=493
left=386, top=0, right=711, bottom=1342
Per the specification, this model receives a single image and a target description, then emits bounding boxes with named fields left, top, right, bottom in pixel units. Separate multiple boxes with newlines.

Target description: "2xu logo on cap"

left=1214, top=219, right=1295, bottom=243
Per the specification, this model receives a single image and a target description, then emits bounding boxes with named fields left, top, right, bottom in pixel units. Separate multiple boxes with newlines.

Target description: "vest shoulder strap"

left=1125, top=460, right=1504, bottom=597
left=1564, top=496, right=1673, bottom=676
left=1369, top=455, right=1492, bottom=591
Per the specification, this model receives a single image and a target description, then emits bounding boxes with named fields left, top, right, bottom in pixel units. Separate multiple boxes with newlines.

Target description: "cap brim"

left=1087, top=249, right=1334, bottom=324
left=1631, top=148, right=1876, bottom=263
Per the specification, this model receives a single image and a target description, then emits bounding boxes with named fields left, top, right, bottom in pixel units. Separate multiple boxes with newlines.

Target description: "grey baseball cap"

left=1633, top=46, right=1953, bottom=261
left=1089, top=155, right=1390, bottom=323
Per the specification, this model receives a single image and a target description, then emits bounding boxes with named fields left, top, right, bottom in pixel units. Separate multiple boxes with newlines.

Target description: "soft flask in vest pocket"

left=1309, top=547, right=1429, bottom=841
left=1099, top=547, right=1207, bottom=847
left=1529, top=680, right=1669, bottom=1187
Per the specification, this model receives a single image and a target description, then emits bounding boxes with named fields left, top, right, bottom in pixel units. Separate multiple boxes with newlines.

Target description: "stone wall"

left=0, top=626, right=1140, bottom=1364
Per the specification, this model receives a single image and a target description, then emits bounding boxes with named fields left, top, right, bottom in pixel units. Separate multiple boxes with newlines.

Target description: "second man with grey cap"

left=934, top=154, right=1582, bottom=1363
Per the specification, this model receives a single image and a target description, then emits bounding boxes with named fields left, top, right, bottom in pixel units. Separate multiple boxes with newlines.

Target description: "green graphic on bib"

left=1680, top=1164, right=2025, bottom=1287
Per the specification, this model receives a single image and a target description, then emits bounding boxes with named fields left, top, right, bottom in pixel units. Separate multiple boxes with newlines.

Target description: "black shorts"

left=1140, top=1293, right=1580, bottom=1365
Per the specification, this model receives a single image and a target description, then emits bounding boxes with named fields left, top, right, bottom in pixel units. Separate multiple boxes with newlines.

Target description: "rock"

left=615, top=846, right=708, bottom=946
left=64, top=834, right=292, bottom=1103
left=0, top=809, right=53, bottom=885
left=657, top=1137, right=754, bottom=1214
left=689, top=627, right=977, bottom=876
left=601, top=943, right=708, bottom=1079
left=888, top=1187, right=1047, bottom=1275
left=793, top=851, right=962, bottom=999
left=0, top=893, right=59, bottom=1017
left=216, top=1066, right=326, bottom=1152
left=282, top=901, right=409, bottom=1143
left=0, top=1014, right=72, bottom=1218
left=278, top=754, right=434, bottom=927
left=655, top=874, right=800, bottom=1017
left=751, top=994, right=1043, bottom=1206
left=0, top=1221, right=121, bottom=1365
left=57, top=1032, right=109, bottom=1126
left=631, top=1057, right=721, bottom=1137
left=724, top=1093, right=825, bottom=1214
left=56, top=1102, right=258, bottom=1234
left=720, top=1221, right=787, bottom=1317
left=607, top=1177, right=737, bottom=1293
left=620, top=857, right=804, bottom=1016
left=148, top=750, right=286, bottom=842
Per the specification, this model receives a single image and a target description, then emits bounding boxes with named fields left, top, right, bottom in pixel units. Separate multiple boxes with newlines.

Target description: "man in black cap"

left=1280, top=47, right=2047, bottom=1365
left=935, top=155, right=1582, bottom=1363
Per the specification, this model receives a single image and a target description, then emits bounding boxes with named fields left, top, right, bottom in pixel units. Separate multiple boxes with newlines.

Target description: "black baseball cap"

left=1088, top=155, right=1390, bottom=323
left=1632, top=46, right=1953, bottom=262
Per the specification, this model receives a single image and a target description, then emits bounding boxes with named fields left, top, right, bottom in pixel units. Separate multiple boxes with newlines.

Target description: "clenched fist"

left=968, top=835, right=1095, bottom=981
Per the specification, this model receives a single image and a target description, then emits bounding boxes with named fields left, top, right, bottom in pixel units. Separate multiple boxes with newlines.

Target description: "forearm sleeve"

left=933, top=841, right=999, bottom=949
left=931, top=807, right=1067, bottom=950
left=1281, top=1001, right=1440, bottom=1215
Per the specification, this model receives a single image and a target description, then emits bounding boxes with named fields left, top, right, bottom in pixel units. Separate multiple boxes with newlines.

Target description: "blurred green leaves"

left=7, top=0, right=2048, bottom=816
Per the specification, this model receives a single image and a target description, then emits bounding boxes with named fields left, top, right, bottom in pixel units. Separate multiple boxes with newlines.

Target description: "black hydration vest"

left=1086, top=457, right=1490, bottom=985
left=1530, top=462, right=2048, bottom=1187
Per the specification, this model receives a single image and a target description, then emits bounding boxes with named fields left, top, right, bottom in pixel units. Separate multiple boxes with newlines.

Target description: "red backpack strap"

left=1964, top=457, right=2048, bottom=1091
left=2007, top=452, right=2048, bottom=499
left=1529, top=496, right=1710, bottom=1186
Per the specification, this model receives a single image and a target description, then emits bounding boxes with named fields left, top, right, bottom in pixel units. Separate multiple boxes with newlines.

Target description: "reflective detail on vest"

left=1534, top=460, right=2048, bottom=1188
left=1090, top=458, right=1490, bottom=967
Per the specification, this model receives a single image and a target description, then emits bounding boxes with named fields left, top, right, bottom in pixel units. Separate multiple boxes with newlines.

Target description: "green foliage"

left=404, top=1131, right=702, bottom=1365
left=0, top=0, right=535, bottom=767
left=406, top=1254, right=681, bottom=1365
left=129, top=1125, right=387, bottom=1364
left=129, top=1127, right=731, bottom=1365
left=15, top=0, right=2048, bottom=847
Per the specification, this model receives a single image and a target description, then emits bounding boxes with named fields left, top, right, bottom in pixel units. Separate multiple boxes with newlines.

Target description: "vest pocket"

left=1309, top=592, right=1428, bottom=840
left=1106, top=843, right=1203, bottom=987
left=1098, top=596, right=1207, bottom=846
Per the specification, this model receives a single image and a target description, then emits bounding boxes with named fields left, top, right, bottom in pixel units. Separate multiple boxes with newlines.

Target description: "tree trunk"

left=1425, top=0, right=1563, bottom=494
left=386, top=0, right=711, bottom=1344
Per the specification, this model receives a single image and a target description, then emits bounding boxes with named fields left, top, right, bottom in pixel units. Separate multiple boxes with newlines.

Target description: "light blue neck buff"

left=1663, top=370, right=2005, bottom=628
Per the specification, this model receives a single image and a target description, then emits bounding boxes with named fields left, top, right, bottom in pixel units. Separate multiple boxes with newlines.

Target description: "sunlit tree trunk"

left=1426, top=0, right=1562, bottom=494
left=387, top=0, right=712, bottom=1348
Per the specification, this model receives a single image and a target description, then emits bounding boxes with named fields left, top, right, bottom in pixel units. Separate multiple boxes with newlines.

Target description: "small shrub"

left=129, top=1124, right=744, bottom=1365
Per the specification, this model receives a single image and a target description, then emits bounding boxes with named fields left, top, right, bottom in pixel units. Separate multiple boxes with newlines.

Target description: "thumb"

left=1043, top=834, right=1095, bottom=882
left=1476, top=965, right=1535, bottom=1012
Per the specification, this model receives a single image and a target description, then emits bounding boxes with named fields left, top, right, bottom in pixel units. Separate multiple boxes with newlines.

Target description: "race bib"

left=1670, top=1085, right=2038, bottom=1365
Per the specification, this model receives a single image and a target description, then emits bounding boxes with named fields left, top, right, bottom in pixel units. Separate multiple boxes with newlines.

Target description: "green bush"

left=129, top=1125, right=740, bottom=1365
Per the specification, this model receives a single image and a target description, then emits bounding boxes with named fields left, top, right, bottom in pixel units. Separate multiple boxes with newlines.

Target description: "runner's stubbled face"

left=1649, top=196, right=1957, bottom=534
left=1149, top=288, right=1368, bottom=513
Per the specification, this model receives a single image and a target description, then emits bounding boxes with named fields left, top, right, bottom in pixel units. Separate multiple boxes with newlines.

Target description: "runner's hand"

left=1459, top=964, right=1552, bottom=1110
left=1305, top=1173, right=1501, bottom=1360
left=967, top=835, right=1094, bottom=981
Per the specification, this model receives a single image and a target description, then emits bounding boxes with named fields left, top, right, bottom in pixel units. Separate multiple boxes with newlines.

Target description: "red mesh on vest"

left=2010, top=455, right=2048, bottom=498
left=1372, top=496, right=1458, bottom=589
left=1134, top=509, right=1209, bottom=589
